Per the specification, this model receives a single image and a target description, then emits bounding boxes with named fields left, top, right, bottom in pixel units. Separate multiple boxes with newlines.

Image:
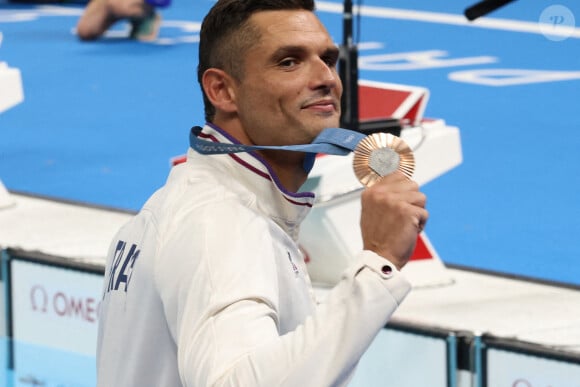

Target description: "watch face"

left=353, top=132, right=415, bottom=187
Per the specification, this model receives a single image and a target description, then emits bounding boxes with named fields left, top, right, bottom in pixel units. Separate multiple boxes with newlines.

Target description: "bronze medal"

left=353, top=132, right=415, bottom=187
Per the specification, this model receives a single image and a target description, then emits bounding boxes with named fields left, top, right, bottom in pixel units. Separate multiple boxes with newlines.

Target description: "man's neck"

left=258, top=149, right=308, bottom=192
left=211, top=119, right=309, bottom=192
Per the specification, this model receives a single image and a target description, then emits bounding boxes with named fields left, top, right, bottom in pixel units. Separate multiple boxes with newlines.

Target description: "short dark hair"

left=198, top=0, right=316, bottom=122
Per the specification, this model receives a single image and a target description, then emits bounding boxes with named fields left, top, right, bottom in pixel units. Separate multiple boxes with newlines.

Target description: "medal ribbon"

left=189, top=126, right=367, bottom=172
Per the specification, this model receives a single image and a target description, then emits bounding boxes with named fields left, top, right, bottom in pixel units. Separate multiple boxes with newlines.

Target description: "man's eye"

left=279, top=58, right=298, bottom=67
left=322, top=55, right=338, bottom=68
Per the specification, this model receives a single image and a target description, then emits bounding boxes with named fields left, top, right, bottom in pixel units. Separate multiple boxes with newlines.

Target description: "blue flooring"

left=1, top=0, right=579, bottom=286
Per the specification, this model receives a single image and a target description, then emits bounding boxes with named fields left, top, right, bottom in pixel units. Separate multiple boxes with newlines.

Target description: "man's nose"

left=311, top=58, right=340, bottom=91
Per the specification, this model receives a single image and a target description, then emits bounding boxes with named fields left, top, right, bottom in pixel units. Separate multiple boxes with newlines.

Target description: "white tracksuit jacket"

left=96, top=124, right=412, bottom=387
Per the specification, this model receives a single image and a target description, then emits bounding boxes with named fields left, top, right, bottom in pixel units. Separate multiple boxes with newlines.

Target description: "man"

left=96, top=0, right=428, bottom=385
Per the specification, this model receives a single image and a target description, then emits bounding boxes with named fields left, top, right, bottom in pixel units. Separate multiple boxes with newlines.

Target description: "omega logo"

left=29, top=284, right=100, bottom=323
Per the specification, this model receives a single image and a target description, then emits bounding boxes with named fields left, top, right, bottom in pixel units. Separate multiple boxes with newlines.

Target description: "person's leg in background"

left=76, top=0, right=162, bottom=41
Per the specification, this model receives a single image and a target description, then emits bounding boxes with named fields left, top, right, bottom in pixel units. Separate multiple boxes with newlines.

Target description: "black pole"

left=338, top=1, right=402, bottom=136
left=339, top=0, right=359, bottom=131
left=465, top=0, right=517, bottom=21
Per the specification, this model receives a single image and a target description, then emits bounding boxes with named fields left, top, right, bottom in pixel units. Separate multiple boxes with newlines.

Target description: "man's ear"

left=202, top=68, right=238, bottom=114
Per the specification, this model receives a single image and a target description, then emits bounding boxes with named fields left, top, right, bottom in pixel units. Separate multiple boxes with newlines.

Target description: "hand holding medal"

left=355, top=132, right=426, bottom=268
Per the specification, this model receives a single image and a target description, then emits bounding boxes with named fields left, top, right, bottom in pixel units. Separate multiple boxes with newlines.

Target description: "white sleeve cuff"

left=342, top=250, right=412, bottom=305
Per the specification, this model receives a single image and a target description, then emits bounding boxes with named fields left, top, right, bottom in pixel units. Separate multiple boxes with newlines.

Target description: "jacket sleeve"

left=155, top=200, right=411, bottom=387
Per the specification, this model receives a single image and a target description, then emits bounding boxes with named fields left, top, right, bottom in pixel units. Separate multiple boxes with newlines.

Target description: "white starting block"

left=299, top=80, right=462, bottom=289
left=0, top=61, right=24, bottom=115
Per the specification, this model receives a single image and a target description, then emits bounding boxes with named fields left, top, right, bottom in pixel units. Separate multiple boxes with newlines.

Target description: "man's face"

left=233, top=9, right=342, bottom=147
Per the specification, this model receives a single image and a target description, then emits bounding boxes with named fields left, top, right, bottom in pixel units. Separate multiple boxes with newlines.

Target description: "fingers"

left=414, top=207, right=429, bottom=233
left=359, top=171, right=429, bottom=268
left=367, top=172, right=427, bottom=208
left=371, top=171, right=414, bottom=191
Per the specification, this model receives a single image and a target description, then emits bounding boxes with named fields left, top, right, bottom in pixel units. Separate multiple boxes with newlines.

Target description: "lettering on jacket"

left=105, top=240, right=140, bottom=294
